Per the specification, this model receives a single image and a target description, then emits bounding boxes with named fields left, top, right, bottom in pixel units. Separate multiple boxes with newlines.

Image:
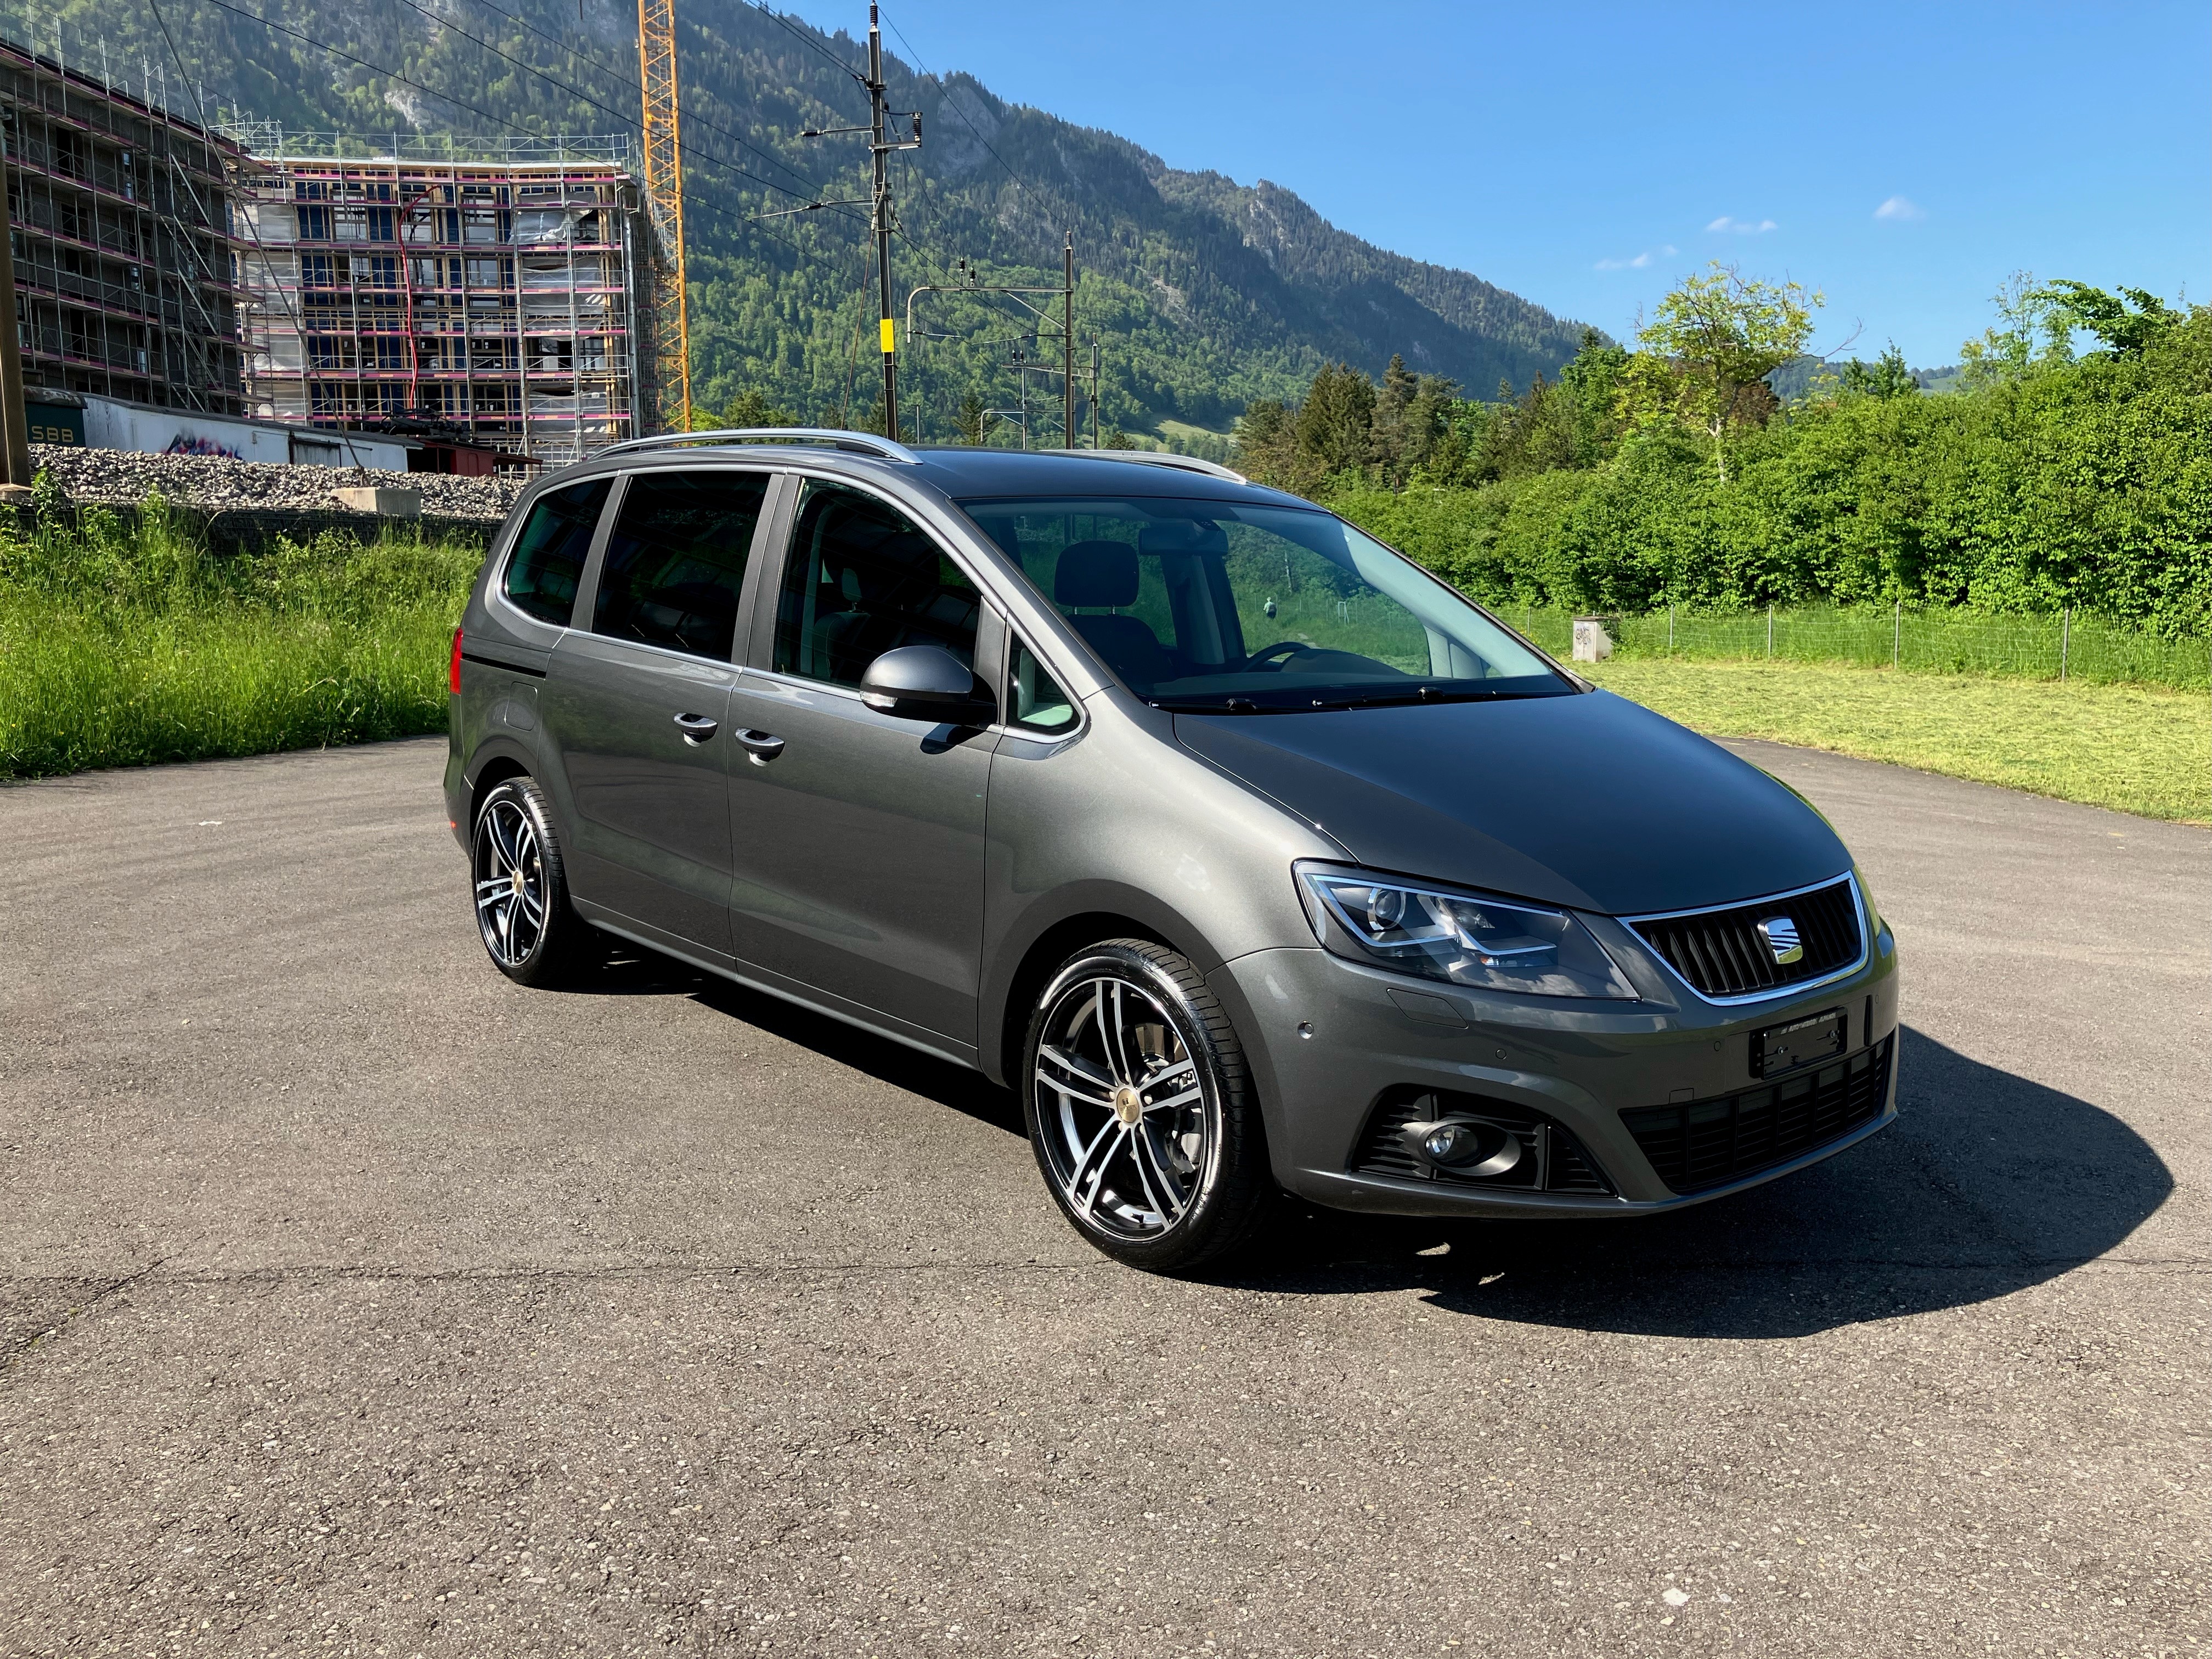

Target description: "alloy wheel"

left=1032, top=973, right=1216, bottom=1241
left=473, top=797, right=547, bottom=968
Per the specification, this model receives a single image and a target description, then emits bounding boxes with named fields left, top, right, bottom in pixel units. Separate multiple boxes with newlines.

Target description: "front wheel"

left=471, top=775, right=594, bottom=986
left=1022, top=939, right=1273, bottom=1272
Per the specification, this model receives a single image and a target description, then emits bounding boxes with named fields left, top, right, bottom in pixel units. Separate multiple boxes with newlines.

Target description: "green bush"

left=1306, top=306, right=2212, bottom=640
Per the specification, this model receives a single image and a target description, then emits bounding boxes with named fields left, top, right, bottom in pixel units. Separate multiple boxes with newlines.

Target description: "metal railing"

left=217, top=126, right=634, bottom=167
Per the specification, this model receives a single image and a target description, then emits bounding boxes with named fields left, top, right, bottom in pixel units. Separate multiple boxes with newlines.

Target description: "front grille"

left=1352, top=1090, right=1616, bottom=1195
left=1621, top=1035, right=1893, bottom=1194
left=1628, top=876, right=1863, bottom=1000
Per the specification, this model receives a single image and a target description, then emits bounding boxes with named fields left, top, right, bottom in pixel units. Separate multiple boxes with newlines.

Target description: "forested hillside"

left=31, top=0, right=1592, bottom=436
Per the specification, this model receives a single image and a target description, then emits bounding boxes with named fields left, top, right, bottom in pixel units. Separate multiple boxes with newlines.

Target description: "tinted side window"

left=591, top=470, right=770, bottom=661
left=502, top=476, right=608, bottom=625
left=772, top=480, right=980, bottom=688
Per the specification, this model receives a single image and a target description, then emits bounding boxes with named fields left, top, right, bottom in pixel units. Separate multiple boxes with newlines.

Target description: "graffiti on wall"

left=165, top=435, right=243, bottom=460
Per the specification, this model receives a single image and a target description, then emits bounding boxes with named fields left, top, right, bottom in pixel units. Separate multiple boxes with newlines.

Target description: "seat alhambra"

left=445, top=430, right=1900, bottom=1271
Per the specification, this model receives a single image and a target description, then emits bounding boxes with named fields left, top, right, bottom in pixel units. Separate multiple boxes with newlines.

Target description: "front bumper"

left=1211, top=923, right=1901, bottom=1218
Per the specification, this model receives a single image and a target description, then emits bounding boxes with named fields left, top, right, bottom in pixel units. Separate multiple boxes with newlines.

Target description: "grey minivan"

left=445, top=429, right=1900, bottom=1271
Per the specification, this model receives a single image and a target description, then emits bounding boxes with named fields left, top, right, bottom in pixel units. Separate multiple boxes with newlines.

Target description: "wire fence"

left=1488, top=603, right=2209, bottom=692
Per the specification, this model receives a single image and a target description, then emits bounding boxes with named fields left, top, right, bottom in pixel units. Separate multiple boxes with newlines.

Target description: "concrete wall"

left=74, top=397, right=413, bottom=471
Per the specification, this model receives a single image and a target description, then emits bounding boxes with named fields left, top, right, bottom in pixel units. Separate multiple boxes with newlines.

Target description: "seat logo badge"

left=1758, top=916, right=1804, bottom=965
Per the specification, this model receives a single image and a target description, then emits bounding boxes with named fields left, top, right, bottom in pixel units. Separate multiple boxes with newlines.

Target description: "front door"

left=540, top=467, right=774, bottom=958
left=724, top=477, right=997, bottom=1045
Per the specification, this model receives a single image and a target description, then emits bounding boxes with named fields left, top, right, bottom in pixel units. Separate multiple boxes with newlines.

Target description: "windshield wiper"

left=1152, top=685, right=1560, bottom=715
left=1146, top=695, right=1294, bottom=714
left=1295, top=686, right=1541, bottom=712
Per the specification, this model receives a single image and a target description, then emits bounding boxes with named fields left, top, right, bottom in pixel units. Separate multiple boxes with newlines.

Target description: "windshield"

left=957, top=496, right=1571, bottom=712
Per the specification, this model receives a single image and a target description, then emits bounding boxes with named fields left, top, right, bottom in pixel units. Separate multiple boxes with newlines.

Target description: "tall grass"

left=1487, top=602, right=2209, bottom=691
left=0, top=489, right=483, bottom=778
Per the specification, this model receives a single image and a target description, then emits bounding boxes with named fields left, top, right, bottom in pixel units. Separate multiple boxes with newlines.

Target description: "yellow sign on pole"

left=879, top=318, right=896, bottom=355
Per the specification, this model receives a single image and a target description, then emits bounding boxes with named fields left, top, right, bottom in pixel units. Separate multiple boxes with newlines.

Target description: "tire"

left=470, top=775, right=595, bottom=987
left=1021, top=939, right=1273, bottom=1272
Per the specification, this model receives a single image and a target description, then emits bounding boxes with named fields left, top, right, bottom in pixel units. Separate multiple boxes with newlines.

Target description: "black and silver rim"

left=472, top=797, right=546, bottom=967
left=1034, top=973, right=1215, bottom=1240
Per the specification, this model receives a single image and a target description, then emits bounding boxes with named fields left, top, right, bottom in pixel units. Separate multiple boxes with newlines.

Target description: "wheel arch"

left=465, top=743, right=536, bottom=831
left=984, top=892, right=1214, bottom=1088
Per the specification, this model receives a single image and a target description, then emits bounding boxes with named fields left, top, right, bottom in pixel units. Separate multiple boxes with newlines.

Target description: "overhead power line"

left=443, top=0, right=830, bottom=204
left=379, top=0, right=834, bottom=214
left=745, top=2, right=870, bottom=88
left=188, top=0, right=862, bottom=290
left=875, top=4, right=1029, bottom=202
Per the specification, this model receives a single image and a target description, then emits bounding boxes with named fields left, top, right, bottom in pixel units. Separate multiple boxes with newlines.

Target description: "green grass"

left=1585, top=657, right=2211, bottom=823
left=0, top=492, right=482, bottom=779
left=1490, top=602, right=2208, bottom=691
left=5, top=497, right=2205, bottom=825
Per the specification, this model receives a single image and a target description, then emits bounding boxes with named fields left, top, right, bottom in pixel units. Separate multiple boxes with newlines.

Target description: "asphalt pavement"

left=1, top=735, right=2203, bottom=1657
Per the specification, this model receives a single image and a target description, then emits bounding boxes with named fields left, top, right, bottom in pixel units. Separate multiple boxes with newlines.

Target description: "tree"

left=1618, top=262, right=1824, bottom=481
left=1368, top=353, right=1457, bottom=483
left=697, top=387, right=797, bottom=431
left=955, top=392, right=988, bottom=446
left=1839, top=342, right=1921, bottom=400
left=1957, top=272, right=2073, bottom=390
left=2038, top=281, right=2182, bottom=357
left=1294, top=363, right=1376, bottom=475
left=1558, top=328, right=1632, bottom=462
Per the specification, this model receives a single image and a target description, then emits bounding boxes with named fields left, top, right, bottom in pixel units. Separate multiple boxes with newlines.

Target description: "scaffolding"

left=0, top=35, right=244, bottom=411
left=230, top=136, right=656, bottom=467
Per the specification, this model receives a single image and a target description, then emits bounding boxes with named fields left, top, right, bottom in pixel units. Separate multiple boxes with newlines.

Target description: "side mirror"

left=860, top=645, right=996, bottom=725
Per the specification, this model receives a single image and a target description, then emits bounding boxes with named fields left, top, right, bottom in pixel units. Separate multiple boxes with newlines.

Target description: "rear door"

left=723, top=476, right=999, bottom=1048
left=540, top=466, right=776, bottom=960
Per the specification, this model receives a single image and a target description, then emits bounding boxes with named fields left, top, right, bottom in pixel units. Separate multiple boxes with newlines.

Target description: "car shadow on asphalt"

left=561, top=953, right=2172, bottom=1340
left=1221, top=1026, right=2175, bottom=1339
left=569, top=945, right=1030, bottom=1138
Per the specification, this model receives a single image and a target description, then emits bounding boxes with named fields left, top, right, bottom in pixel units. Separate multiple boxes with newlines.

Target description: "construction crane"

left=636, top=0, right=691, bottom=431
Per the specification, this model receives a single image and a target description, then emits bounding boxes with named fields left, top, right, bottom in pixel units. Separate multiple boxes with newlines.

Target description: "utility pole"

left=903, top=252, right=1076, bottom=448
left=1091, top=336, right=1102, bottom=450
left=794, top=5, right=919, bottom=440
left=1062, top=233, right=1074, bottom=449
left=867, top=4, right=895, bottom=439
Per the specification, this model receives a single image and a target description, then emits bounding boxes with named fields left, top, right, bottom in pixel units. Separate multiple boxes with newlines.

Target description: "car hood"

left=1173, top=689, right=1849, bottom=916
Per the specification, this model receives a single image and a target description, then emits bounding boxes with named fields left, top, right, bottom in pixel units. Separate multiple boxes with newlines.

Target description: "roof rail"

left=1086, top=448, right=1248, bottom=484
left=595, top=427, right=922, bottom=464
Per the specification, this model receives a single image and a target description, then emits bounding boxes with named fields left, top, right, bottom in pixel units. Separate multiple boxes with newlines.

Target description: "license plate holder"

left=1752, top=1008, right=1846, bottom=1078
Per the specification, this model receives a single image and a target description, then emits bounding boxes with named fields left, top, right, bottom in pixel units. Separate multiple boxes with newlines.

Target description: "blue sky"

left=783, top=0, right=2210, bottom=370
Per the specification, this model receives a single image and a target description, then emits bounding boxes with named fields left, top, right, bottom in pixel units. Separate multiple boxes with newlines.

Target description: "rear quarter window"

left=502, top=477, right=611, bottom=625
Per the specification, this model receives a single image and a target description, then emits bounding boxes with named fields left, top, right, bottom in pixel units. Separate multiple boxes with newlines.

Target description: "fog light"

left=1400, top=1117, right=1523, bottom=1180
left=1424, top=1124, right=1472, bottom=1161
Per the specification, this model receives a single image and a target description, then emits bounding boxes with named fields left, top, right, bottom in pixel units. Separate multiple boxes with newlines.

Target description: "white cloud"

left=1874, top=195, right=1927, bottom=222
left=1707, top=216, right=1779, bottom=234
left=1595, top=244, right=1676, bottom=271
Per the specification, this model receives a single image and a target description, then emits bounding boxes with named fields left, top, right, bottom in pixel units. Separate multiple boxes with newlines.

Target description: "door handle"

left=735, top=728, right=786, bottom=764
left=674, top=711, right=720, bottom=744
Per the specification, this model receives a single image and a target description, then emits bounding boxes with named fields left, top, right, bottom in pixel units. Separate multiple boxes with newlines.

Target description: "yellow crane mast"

left=636, top=0, right=691, bottom=431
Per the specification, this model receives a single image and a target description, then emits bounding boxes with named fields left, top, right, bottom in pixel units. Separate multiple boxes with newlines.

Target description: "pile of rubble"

left=27, top=445, right=526, bottom=522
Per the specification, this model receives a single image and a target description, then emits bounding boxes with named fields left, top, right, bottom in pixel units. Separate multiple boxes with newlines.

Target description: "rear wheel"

left=471, top=776, right=593, bottom=986
left=1022, top=939, right=1272, bottom=1272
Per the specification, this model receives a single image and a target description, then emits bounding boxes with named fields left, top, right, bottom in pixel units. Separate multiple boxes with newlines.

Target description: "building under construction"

left=230, top=133, right=658, bottom=468
left=0, top=35, right=245, bottom=411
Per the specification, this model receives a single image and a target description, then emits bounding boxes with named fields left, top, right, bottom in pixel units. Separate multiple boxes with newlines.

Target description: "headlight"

left=1296, top=863, right=1637, bottom=1000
